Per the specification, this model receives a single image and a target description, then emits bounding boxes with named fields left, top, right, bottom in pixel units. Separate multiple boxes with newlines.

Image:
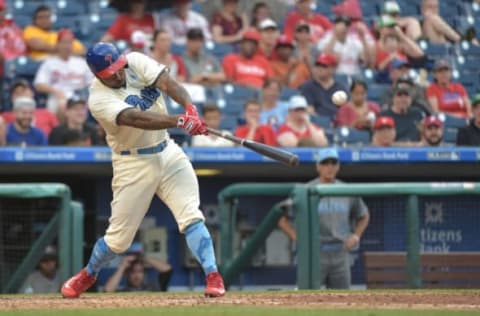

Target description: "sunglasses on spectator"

left=395, top=91, right=410, bottom=97
left=296, top=27, right=310, bottom=33
left=435, top=67, right=450, bottom=72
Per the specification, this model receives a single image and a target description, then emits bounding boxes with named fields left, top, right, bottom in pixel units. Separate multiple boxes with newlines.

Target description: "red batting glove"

left=185, top=104, right=199, bottom=118
left=177, top=114, right=208, bottom=136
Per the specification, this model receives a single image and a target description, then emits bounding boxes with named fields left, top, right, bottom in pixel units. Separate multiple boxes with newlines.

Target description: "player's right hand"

left=177, top=114, right=208, bottom=136
left=185, top=104, right=199, bottom=118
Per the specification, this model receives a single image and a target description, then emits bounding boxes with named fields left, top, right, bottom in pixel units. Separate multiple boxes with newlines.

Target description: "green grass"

left=1, top=307, right=479, bottom=316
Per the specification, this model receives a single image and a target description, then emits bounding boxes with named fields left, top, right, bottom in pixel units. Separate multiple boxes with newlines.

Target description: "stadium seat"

left=367, top=84, right=388, bottom=103
left=443, top=128, right=458, bottom=144
left=223, top=84, right=259, bottom=101
left=310, top=115, right=332, bottom=130
left=170, top=44, right=186, bottom=56
left=204, top=42, right=233, bottom=60
left=6, top=56, right=42, bottom=81
left=334, top=73, right=351, bottom=90
left=222, top=99, right=244, bottom=116
left=334, top=127, right=371, bottom=147
left=13, top=14, right=30, bottom=28
left=279, top=87, right=299, bottom=101
left=440, top=113, right=469, bottom=129
left=11, top=0, right=44, bottom=16
left=54, top=0, right=87, bottom=16
left=219, top=115, right=238, bottom=132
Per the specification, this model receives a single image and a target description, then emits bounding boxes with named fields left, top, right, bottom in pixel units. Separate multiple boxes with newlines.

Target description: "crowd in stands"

left=1, top=0, right=480, bottom=149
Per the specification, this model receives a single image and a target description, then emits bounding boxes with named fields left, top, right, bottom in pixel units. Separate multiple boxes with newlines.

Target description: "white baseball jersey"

left=88, top=52, right=169, bottom=153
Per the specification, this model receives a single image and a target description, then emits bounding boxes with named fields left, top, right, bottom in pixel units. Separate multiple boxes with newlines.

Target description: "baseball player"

left=60, top=42, right=225, bottom=298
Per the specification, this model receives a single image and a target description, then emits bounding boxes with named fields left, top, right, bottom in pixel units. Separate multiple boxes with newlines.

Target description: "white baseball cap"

left=289, top=95, right=308, bottom=110
left=259, top=18, right=278, bottom=30
left=13, top=97, right=36, bottom=111
left=130, top=30, right=147, bottom=48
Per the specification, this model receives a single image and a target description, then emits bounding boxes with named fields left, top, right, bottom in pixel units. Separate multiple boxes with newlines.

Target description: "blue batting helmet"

left=86, top=42, right=127, bottom=79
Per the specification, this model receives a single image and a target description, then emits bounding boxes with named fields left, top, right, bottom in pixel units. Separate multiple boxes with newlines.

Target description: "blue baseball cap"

left=317, top=147, right=339, bottom=163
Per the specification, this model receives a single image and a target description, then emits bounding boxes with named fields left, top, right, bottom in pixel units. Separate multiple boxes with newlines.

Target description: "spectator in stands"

left=335, top=80, right=380, bottom=130
left=293, top=20, right=317, bottom=66
left=317, top=15, right=372, bottom=77
left=380, top=86, right=424, bottom=142
left=278, top=147, right=370, bottom=289
left=299, top=53, right=347, bottom=121
left=381, top=1, right=422, bottom=41
left=6, top=97, right=47, bottom=146
left=419, top=115, right=444, bottom=146
left=0, top=116, right=6, bottom=146
left=33, top=29, right=92, bottom=118
left=19, top=246, right=59, bottom=294
left=155, top=0, right=212, bottom=46
left=380, top=59, right=432, bottom=114
left=235, top=99, right=277, bottom=146
left=101, top=0, right=154, bottom=43
left=0, top=0, right=26, bottom=82
left=62, top=129, right=91, bottom=146
left=104, top=254, right=172, bottom=292
left=183, top=28, right=225, bottom=86
left=250, top=2, right=272, bottom=30
left=375, top=16, right=424, bottom=74
left=456, top=95, right=480, bottom=146
left=211, top=0, right=248, bottom=44
left=2, top=79, right=59, bottom=136
left=259, top=79, right=289, bottom=128
left=277, top=95, right=328, bottom=147
left=283, top=0, right=332, bottom=43
left=426, top=59, right=471, bottom=118
left=191, top=104, right=234, bottom=147
left=222, top=30, right=272, bottom=88
left=370, top=116, right=396, bottom=147
left=150, top=29, right=186, bottom=82
left=257, top=19, right=280, bottom=59
left=23, top=5, right=85, bottom=60
left=48, top=97, right=100, bottom=146
left=421, top=0, right=461, bottom=44
left=270, top=35, right=310, bottom=88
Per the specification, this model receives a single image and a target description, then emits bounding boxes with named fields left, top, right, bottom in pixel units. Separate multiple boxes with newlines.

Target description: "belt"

left=120, top=140, right=168, bottom=155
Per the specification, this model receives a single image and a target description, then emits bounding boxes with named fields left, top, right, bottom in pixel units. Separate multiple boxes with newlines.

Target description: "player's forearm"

left=117, top=108, right=179, bottom=130
left=103, top=268, right=124, bottom=292
left=155, top=71, right=192, bottom=108
left=354, top=212, right=370, bottom=238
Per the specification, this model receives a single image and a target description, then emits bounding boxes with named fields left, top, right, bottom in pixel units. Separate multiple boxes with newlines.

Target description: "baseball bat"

left=206, top=127, right=299, bottom=167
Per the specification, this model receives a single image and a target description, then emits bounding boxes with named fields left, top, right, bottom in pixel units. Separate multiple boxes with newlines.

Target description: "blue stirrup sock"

left=85, top=237, right=117, bottom=277
left=184, top=221, right=218, bottom=275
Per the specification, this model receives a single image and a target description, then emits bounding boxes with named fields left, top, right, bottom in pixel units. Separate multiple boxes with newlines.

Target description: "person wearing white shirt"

left=317, top=16, right=372, bottom=77
left=154, top=0, right=212, bottom=46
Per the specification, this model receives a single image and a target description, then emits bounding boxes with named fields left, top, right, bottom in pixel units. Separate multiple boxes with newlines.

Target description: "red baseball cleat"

left=205, top=272, right=225, bottom=297
left=61, top=269, right=96, bottom=298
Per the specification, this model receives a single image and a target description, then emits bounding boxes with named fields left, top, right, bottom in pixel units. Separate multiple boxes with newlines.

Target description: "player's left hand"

left=185, top=104, right=199, bottom=118
left=177, top=114, right=208, bottom=136
left=343, top=234, right=360, bottom=251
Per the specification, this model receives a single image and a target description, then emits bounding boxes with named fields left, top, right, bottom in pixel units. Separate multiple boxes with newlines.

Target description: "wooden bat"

left=206, top=127, right=299, bottom=167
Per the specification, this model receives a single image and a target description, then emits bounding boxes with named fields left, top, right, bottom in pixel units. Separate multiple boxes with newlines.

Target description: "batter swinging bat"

left=206, top=127, right=299, bottom=167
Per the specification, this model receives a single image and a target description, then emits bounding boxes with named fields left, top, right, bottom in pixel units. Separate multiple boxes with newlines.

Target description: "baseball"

left=332, top=90, right=348, bottom=106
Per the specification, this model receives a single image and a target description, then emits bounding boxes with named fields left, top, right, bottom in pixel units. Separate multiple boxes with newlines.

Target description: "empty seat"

left=6, top=56, right=42, bottom=81
left=440, top=113, right=468, bottom=129
left=219, top=115, right=239, bottom=132
left=310, top=115, right=332, bottom=130
left=443, top=128, right=458, bottom=144
left=223, top=84, right=259, bottom=100
left=279, top=87, right=299, bottom=101
left=204, top=42, right=233, bottom=60
left=54, top=0, right=86, bottom=15
left=11, top=0, right=45, bottom=16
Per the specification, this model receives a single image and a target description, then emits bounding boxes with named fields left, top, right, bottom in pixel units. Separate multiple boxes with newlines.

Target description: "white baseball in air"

left=332, top=90, right=348, bottom=106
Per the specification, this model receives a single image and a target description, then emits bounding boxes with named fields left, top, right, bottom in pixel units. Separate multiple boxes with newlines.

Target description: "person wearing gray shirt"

left=19, top=251, right=60, bottom=293
left=278, top=147, right=370, bottom=289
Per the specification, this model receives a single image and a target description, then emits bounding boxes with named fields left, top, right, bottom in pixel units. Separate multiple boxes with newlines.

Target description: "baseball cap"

left=130, top=30, right=147, bottom=48
left=471, top=94, right=480, bottom=107
left=66, top=95, right=86, bottom=109
left=57, top=28, right=75, bottom=41
left=374, top=116, right=395, bottom=129
left=315, top=53, right=338, bottom=66
left=382, top=1, right=401, bottom=14
left=186, top=28, right=205, bottom=40
left=391, top=58, right=410, bottom=69
left=317, top=147, right=339, bottom=164
left=433, top=59, right=451, bottom=71
left=259, top=18, right=278, bottom=30
left=289, top=95, right=308, bottom=110
left=424, top=115, right=443, bottom=128
left=39, top=246, right=57, bottom=263
left=242, top=29, right=260, bottom=42
left=377, top=14, right=397, bottom=28
left=13, top=97, right=36, bottom=111
left=275, top=35, right=294, bottom=48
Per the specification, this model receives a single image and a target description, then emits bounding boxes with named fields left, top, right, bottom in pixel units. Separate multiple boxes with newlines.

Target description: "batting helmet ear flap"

left=86, top=42, right=127, bottom=78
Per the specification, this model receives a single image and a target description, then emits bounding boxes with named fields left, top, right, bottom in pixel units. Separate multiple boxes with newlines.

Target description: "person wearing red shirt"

left=0, top=0, right=26, bottom=78
left=270, top=35, right=310, bottom=88
left=277, top=95, right=328, bottom=147
left=101, top=0, right=154, bottom=42
left=222, top=30, right=272, bottom=88
left=335, top=80, right=380, bottom=129
left=283, top=0, right=332, bottom=42
left=426, top=59, right=471, bottom=118
left=234, top=100, right=277, bottom=146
